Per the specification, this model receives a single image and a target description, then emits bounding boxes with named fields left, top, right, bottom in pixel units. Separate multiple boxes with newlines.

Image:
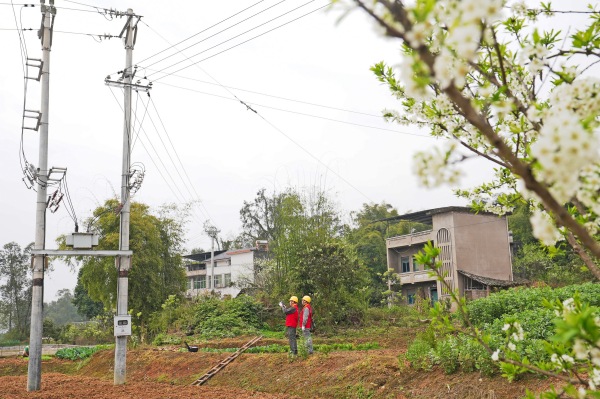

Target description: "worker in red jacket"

left=300, top=295, right=314, bottom=355
left=279, top=295, right=299, bottom=355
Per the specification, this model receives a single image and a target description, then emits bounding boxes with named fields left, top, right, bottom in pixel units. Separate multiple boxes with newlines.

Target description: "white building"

left=183, top=242, right=269, bottom=298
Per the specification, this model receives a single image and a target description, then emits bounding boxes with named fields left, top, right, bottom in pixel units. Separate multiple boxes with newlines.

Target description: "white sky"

left=0, top=0, right=504, bottom=300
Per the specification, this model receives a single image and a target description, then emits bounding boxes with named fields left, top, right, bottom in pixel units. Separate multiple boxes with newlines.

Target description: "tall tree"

left=240, top=187, right=370, bottom=324
left=44, top=289, right=85, bottom=326
left=63, top=199, right=187, bottom=334
left=72, top=268, right=103, bottom=320
left=0, top=242, right=32, bottom=338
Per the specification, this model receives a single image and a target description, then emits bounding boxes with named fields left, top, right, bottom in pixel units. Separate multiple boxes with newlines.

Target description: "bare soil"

left=0, top=334, right=562, bottom=399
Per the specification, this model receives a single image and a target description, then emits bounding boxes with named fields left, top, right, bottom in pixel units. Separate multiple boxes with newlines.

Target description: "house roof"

left=378, top=206, right=477, bottom=226
left=183, top=247, right=256, bottom=262
left=458, top=270, right=524, bottom=287
left=226, top=249, right=253, bottom=255
left=183, top=250, right=227, bottom=262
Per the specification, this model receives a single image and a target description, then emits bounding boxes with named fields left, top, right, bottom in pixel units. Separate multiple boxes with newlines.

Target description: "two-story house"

left=385, top=206, right=517, bottom=305
left=183, top=241, right=269, bottom=298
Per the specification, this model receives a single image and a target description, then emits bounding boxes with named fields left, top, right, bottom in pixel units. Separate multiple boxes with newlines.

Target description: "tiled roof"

left=226, top=249, right=253, bottom=255
left=458, top=270, right=525, bottom=287
left=378, top=206, right=502, bottom=226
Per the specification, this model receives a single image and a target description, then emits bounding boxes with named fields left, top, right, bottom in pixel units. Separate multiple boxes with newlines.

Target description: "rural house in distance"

left=184, top=241, right=269, bottom=298
left=385, top=207, right=517, bottom=305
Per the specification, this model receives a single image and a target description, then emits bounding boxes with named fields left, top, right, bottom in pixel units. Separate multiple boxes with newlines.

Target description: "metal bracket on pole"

left=26, top=58, right=43, bottom=81
left=31, top=249, right=132, bottom=257
left=105, top=79, right=152, bottom=92
left=23, top=110, right=42, bottom=131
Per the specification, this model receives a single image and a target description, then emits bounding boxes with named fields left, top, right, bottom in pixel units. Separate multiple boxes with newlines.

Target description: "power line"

left=140, top=96, right=214, bottom=224
left=142, top=0, right=290, bottom=71
left=108, top=87, right=187, bottom=205
left=136, top=0, right=271, bottom=66
left=148, top=2, right=329, bottom=81
left=153, top=81, right=431, bottom=138
left=108, top=87, right=212, bottom=232
left=147, top=71, right=383, bottom=118
left=254, top=110, right=375, bottom=203
left=148, top=96, right=217, bottom=225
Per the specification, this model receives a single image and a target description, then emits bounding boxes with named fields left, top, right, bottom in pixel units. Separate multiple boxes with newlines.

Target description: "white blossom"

left=561, top=354, right=574, bottom=364
left=491, top=350, right=500, bottom=361
left=574, top=339, right=589, bottom=360
left=529, top=209, right=563, bottom=246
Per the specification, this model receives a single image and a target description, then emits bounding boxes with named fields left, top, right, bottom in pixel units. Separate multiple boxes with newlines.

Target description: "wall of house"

left=386, top=230, right=434, bottom=272
left=448, top=212, right=512, bottom=281
left=401, top=281, right=438, bottom=305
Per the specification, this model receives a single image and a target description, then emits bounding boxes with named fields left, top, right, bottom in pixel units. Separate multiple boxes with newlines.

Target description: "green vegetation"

left=464, top=283, right=600, bottom=326
left=55, top=344, right=111, bottom=361
left=402, top=279, right=600, bottom=384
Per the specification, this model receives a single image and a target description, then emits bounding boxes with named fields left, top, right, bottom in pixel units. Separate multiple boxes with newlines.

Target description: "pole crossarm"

left=105, top=79, right=152, bottom=92
left=31, top=249, right=132, bottom=256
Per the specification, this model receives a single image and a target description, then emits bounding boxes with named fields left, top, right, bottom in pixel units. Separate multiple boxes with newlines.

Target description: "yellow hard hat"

left=289, top=296, right=298, bottom=303
left=302, top=295, right=311, bottom=303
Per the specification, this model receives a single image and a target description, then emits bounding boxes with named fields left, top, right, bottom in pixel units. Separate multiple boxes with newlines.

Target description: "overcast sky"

left=0, top=0, right=502, bottom=300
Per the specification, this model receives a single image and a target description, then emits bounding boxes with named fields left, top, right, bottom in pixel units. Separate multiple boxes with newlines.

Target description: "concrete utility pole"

left=114, top=8, right=136, bottom=385
left=27, top=0, right=55, bottom=391
left=204, top=222, right=220, bottom=290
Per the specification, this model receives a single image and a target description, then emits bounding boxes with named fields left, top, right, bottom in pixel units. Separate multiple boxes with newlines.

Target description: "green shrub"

left=0, top=339, right=21, bottom=347
left=465, top=283, right=600, bottom=326
left=152, top=333, right=182, bottom=346
left=55, top=344, right=110, bottom=360
left=405, top=338, right=436, bottom=370
left=435, top=336, right=459, bottom=374
left=173, top=294, right=264, bottom=340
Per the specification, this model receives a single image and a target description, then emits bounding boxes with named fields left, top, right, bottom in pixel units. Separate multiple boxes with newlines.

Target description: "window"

left=407, top=294, right=415, bottom=305
left=401, top=256, right=410, bottom=273
left=192, top=275, right=206, bottom=289
left=214, top=274, right=223, bottom=288
left=224, top=273, right=231, bottom=287
left=412, top=256, right=420, bottom=272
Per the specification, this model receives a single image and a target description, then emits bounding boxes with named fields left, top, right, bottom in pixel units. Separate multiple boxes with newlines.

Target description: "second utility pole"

left=114, top=8, right=136, bottom=385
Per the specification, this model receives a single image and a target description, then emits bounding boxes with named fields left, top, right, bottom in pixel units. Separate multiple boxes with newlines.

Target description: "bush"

left=152, top=333, right=182, bottom=346
left=465, top=283, right=600, bottom=326
left=405, top=338, right=436, bottom=370
left=166, top=294, right=265, bottom=340
left=435, top=336, right=459, bottom=374
left=55, top=345, right=110, bottom=360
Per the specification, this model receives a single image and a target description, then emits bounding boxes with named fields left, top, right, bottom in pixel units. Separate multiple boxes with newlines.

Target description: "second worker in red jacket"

left=300, top=295, right=313, bottom=355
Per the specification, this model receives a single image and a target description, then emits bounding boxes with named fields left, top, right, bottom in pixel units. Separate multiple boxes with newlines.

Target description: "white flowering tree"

left=340, top=0, right=600, bottom=280
left=339, top=0, right=600, bottom=395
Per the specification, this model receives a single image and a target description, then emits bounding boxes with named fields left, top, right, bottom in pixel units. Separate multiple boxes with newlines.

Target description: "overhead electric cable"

left=131, top=91, right=151, bottom=151
left=109, top=88, right=210, bottom=228
left=137, top=0, right=272, bottom=66
left=148, top=2, right=328, bottom=81
left=108, top=87, right=187, bottom=205
left=153, top=81, right=431, bottom=138
left=254, top=111, right=375, bottom=203
left=147, top=71, right=382, bottom=118
left=148, top=97, right=217, bottom=225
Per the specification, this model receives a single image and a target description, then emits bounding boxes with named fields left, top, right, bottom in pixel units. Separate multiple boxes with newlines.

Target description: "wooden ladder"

left=191, top=336, right=262, bottom=386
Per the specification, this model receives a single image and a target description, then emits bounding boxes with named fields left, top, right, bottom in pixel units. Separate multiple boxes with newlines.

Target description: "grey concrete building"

left=385, top=207, right=517, bottom=305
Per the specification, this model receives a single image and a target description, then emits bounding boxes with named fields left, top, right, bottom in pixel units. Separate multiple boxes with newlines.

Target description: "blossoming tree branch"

left=343, top=0, right=600, bottom=279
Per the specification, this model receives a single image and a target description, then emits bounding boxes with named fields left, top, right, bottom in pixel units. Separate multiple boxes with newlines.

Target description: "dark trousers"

left=286, top=327, right=297, bottom=354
